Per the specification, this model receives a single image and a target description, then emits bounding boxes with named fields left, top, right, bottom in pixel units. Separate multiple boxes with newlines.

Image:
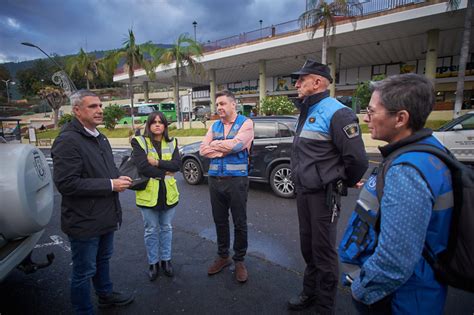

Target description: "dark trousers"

left=69, top=231, right=114, bottom=315
left=297, top=190, right=339, bottom=314
left=209, top=176, right=249, bottom=261
left=352, top=295, right=393, bottom=315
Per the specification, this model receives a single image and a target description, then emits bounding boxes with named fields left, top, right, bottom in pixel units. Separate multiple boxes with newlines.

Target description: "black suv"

left=179, top=116, right=297, bottom=198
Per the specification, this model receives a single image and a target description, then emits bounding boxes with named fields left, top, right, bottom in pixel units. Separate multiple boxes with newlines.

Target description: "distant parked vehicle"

left=433, top=111, right=474, bottom=164
left=118, top=102, right=176, bottom=125
left=179, top=116, right=297, bottom=198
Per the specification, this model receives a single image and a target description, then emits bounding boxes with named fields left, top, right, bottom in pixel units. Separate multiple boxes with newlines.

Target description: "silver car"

left=433, top=111, right=474, bottom=164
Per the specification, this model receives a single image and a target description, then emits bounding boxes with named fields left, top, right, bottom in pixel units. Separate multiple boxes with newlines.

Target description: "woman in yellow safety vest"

left=131, top=111, right=180, bottom=281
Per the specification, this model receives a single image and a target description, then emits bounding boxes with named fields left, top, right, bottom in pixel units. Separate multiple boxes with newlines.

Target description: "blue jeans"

left=68, top=231, right=114, bottom=315
left=140, top=207, right=176, bottom=264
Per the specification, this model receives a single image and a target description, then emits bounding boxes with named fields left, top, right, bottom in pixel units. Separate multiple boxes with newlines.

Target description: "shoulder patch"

left=343, top=123, right=360, bottom=139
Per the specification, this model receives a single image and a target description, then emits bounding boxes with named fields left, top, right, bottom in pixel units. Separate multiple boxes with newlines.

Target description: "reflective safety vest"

left=339, top=137, right=453, bottom=268
left=135, top=136, right=179, bottom=207
left=208, top=114, right=249, bottom=177
left=338, top=136, right=453, bottom=312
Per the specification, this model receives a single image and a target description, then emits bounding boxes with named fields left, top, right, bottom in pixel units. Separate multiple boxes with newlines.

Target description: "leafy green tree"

left=112, top=29, right=162, bottom=129
left=16, top=59, right=56, bottom=97
left=352, top=74, right=385, bottom=111
left=38, top=86, right=67, bottom=129
left=299, top=0, right=362, bottom=64
left=58, top=113, right=74, bottom=127
left=103, top=104, right=126, bottom=130
left=161, top=34, right=203, bottom=128
left=448, top=0, right=472, bottom=118
left=260, top=96, right=296, bottom=115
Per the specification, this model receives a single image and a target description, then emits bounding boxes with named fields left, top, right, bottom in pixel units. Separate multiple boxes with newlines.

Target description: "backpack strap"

left=375, top=143, right=454, bottom=268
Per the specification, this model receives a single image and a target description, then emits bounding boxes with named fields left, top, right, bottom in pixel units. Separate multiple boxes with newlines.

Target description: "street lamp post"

left=259, top=20, right=263, bottom=38
left=192, top=21, right=197, bottom=41
left=2, top=79, right=14, bottom=103
left=21, top=42, right=77, bottom=93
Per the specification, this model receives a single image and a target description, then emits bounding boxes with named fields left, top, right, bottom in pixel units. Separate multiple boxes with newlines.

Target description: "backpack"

left=376, top=143, right=474, bottom=292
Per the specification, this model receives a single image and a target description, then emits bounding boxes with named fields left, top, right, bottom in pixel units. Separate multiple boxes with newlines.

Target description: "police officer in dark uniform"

left=287, top=60, right=368, bottom=313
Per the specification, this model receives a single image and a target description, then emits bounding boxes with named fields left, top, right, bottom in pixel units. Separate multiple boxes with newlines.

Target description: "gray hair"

left=370, top=73, right=434, bottom=131
left=215, top=90, right=236, bottom=103
left=69, top=90, right=98, bottom=107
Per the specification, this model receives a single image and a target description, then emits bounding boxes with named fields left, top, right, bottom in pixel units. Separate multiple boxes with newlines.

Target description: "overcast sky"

left=0, top=0, right=306, bottom=63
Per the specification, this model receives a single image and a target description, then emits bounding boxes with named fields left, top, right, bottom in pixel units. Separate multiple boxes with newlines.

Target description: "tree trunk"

left=321, top=24, right=328, bottom=64
left=453, top=0, right=472, bottom=118
left=86, top=78, right=90, bottom=90
left=174, top=73, right=181, bottom=129
left=53, top=109, right=59, bottom=129
left=129, top=76, right=135, bottom=130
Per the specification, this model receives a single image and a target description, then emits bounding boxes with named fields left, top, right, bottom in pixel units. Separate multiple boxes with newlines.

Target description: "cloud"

left=0, top=0, right=305, bottom=64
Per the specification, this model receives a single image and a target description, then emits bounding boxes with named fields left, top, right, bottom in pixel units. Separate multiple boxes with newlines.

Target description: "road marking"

left=34, top=235, right=71, bottom=252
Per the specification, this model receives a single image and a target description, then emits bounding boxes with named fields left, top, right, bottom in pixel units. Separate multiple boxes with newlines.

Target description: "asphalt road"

left=1, top=149, right=473, bottom=314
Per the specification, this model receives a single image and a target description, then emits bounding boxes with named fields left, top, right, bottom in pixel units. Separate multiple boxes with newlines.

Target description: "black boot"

left=161, top=260, right=174, bottom=277
left=148, top=263, right=159, bottom=281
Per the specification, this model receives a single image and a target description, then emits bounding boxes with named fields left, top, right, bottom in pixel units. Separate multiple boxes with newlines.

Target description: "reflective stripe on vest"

left=135, top=136, right=179, bottom=207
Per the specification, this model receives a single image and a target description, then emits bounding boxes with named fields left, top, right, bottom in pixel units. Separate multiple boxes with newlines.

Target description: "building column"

left=259, top=60, right=266, bottom=109
left=143, top=81, right=149, bottom=102
left=209, top=69, right=216, bottom=114
left=327, top=47, right=337, bottom=97
left=425, top=29, right=439, bottom=81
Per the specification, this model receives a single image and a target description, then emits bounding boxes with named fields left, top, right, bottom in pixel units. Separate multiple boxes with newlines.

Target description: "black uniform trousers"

left=209, top=176, right=249, bottom=261
left=297, top=189, right=339, bottom=314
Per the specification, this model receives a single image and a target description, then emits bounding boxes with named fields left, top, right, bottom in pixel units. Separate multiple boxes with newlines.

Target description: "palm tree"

left=161, top=34, right=203, bottom=128
left=448, top=0, right=472, bottom=118
left=113, top=29, right=162, bottom=129
left=66, top=48, right=106, bottom=90
left=299, top=0, right=362, bottom=64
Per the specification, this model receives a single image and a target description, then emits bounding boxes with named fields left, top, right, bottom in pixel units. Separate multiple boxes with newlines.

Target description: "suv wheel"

left=270, top=163, right=294, bottom=198
left=183, top=158, right=203, bottom=185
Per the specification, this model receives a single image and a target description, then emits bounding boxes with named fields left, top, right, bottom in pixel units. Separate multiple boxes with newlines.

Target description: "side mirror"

left=453, top=124, right=463, bottom=131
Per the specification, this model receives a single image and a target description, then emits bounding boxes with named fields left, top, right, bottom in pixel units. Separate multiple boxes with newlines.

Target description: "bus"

left=118, top=102, right=176, bottom=125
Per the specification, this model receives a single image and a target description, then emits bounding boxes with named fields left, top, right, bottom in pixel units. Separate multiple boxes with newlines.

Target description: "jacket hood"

left=60, top=118, right=97, bottom=138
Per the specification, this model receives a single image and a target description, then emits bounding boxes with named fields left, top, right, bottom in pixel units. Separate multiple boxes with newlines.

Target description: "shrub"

left=260, top=96, right=296, bottom=116
left=58, top=113, right=74, bottom=127
left=353, top=74, right=385, bottom=111
left=103, top=104, right=126, bottom=130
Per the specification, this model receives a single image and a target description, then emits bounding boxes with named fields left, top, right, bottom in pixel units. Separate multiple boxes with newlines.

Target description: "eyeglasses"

left=366, top=107, right=399, bottom=121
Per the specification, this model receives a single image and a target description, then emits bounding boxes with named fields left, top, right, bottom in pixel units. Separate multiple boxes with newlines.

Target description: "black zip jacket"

left=51, top=118, right=121, bottom=239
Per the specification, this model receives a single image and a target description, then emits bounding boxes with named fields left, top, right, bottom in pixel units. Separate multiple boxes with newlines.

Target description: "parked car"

left=433, top=111, right=474, bottom=164
left=179, top=116, right=297, bottom=198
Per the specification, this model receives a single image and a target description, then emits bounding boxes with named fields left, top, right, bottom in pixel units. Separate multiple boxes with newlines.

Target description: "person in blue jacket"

left=288, top=60, right=368, bottom=313
left=339, top=73, right=453, bottom=314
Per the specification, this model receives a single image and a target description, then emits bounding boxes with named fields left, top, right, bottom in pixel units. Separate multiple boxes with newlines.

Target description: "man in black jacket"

left=288, top=60, right=368, bottom=313
left=52, top=90, right=134, bottom=314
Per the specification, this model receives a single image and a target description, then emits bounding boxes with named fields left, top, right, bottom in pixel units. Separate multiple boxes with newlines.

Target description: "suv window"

left=278, top=122, right=294, bottom=137
left=255, top=122, right=278, bottom=139
left=460, top=115, right=474, bottom=130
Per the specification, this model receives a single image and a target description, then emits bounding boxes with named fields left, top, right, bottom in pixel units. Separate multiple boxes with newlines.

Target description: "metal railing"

left=115, top=0, right=432, bottom=75
left=202, top=0, right=428, bottom=53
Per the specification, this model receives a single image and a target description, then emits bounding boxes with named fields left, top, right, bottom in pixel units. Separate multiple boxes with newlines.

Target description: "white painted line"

left=34, top=235, right=71, bottom=252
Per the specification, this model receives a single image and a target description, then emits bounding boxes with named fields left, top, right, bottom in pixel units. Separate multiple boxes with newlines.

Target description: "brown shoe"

left=208, top=257, right=232, bottom=275
left=235, top=261, right=248, bottom=283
